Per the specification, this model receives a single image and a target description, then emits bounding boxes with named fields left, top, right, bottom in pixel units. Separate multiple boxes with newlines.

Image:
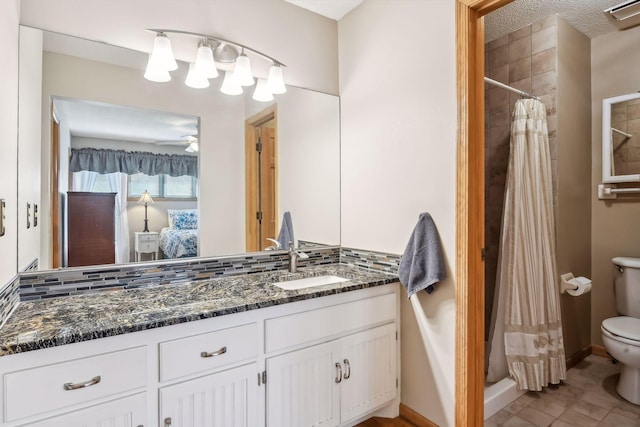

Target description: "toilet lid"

left=602, top=317, right=640, bottom=342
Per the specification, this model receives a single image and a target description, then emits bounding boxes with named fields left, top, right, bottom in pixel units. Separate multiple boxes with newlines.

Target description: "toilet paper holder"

left=560, top=273, right=591, bottom=294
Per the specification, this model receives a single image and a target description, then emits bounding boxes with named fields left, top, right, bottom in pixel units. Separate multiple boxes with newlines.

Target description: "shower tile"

left=508, top=36, right=531, bottom=63
left=532, top=26, right=556, bottom=55
left=532, top=15, right=557, bottom=33
left=532, top=70, right=557, bottom=96
left=540, top=92, right=556, bottom=117
left=509, top=25, right=531, bottom=43
left=547, top=114, right=557, bottom=138
left=488, top=86, right=510, bottom=109
left=532, top=47, right=556, bottom=75
left=489, top=64, right=509, bottom=83
left=488, top=34, right=509, bottom=51
left=489, top=44, right=509, bottom=69
left=548, top=137, right=557, bottom=160
left=488, top=105, right=510, bottom=127
left=509, top=57, right=531, bottom=83
left=628, top=104, right=640, bottom=120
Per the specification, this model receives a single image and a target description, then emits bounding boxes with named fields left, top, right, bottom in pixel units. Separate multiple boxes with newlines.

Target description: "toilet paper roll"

left=566, top=276, right=591, bottom=296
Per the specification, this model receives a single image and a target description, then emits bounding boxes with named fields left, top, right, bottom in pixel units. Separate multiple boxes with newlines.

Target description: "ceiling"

left=53, top=98, right=198, bottom=146
left=485, top=0, right=640, bottom=42
left=284, top=0, right=363, bottom=20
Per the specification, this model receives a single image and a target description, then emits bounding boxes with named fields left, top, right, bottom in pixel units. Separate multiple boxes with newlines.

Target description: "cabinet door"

left=266, top=341, right=340, bottom=427
left=159, top=363, right=259, bottom=427
left=339, top=323, right=397, bottom=423
left=22, top=392, right=146, bottom=427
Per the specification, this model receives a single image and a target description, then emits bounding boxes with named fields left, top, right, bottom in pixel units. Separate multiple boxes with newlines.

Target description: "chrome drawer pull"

left=63, top=375, right=101, bottom=391
left=343, top=359, right=351, bottom=379
left=200, top=346, right=227, bottom=358
left=335, top=362, right=343, bottom=383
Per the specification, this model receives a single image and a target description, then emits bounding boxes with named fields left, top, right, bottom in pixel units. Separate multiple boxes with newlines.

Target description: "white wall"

left=0, top=0, right=20, bottom=286
left=20, top=0, right=338, bottom=95
left=590, top=25, right=640, bottom=347
left=339, top=1, right=457, bottom=425
left=17, top=25, right=42, bottom=271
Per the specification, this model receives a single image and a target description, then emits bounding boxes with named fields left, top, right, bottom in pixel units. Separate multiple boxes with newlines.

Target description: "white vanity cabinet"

left=22, top=393, right=147, bottom=427
left=264, top=292, right=398, bottom=427
left=0, top=283, right=400, bottom=427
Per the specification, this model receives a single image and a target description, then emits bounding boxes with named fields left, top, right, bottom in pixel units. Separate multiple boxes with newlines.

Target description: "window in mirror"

left=92, top=174, right=112, bottom=193
left=128, top=173, right=197, bottom=199
left=602, top=92, right=640, bottom=183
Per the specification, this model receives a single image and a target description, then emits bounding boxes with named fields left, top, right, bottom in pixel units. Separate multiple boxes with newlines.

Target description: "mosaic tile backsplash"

left=19, top=247, right=340, bottom=301
left=0, top=276, right=20, bottom=328
left=339, top=247, right=401, bottom=274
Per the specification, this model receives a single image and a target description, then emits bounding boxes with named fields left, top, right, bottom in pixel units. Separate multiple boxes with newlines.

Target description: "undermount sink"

left=273, top=275, right=349, bottom=291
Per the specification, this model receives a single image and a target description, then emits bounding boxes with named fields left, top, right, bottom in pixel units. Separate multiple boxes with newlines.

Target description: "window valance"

left=69, top=148, right=198, bottom=178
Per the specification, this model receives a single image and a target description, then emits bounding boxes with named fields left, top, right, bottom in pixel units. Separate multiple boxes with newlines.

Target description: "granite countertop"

left=0, top=264, right=398, bottom=356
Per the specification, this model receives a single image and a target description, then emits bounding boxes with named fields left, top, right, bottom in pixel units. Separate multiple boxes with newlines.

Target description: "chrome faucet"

left=288, top=241, right=309, bottom=273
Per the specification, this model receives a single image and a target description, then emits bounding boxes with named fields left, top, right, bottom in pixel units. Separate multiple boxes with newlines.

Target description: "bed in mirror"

left=17, top=26, right=341, bottom=272
left=602, top=92, right=640, bottom=184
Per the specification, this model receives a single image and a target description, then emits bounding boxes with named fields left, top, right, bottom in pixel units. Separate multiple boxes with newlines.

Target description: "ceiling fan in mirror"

left=155, top=135, right=199, bottom=153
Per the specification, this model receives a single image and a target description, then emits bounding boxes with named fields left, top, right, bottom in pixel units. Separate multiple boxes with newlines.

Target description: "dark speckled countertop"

left=0, top=265, right=398, bottom=356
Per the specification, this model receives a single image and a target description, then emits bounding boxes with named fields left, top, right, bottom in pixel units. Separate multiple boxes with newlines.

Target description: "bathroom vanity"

left=0, top=266, right=400, bottom=427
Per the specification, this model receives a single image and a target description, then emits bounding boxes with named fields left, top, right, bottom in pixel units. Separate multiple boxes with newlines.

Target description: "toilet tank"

left=612, top=257, right=640, bottom=318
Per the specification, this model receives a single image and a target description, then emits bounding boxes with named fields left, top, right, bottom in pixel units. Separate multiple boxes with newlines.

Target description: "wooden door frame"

left=244, top=105, right=278, bottom=252
left=455, top=1, right=514, bottom=425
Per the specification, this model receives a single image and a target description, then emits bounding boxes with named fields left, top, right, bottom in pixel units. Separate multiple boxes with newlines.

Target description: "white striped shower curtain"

left=486, top=98, right=566, bottom=391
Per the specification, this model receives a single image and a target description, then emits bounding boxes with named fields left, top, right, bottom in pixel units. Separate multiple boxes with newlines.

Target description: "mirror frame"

left=602, top=92, right=640, bottom=183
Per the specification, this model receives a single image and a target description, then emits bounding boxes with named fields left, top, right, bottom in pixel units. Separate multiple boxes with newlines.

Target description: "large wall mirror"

left=17, top=26, right=341, bottom=272
left=602, top=92, right=640, bottom=183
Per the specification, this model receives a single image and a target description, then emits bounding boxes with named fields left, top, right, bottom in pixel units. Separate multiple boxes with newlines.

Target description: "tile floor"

left=485, top=354, right=640, bottom=426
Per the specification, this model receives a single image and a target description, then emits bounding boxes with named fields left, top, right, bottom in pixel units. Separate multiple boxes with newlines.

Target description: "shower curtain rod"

left=484, top=77, right=540, bottom=101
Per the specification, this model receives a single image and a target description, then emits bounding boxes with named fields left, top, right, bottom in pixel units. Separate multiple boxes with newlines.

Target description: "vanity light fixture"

left=253, top=79, right=274, bottom=102
left=144, top=29, right=286, bottom=101
left=185, top=63, right=210, bottom=89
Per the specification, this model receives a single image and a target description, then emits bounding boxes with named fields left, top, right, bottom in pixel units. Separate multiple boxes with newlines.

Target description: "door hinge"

left=256, top=211, right=263, bottom=221
left=395, top=331, right=398, bottom=341
left=396, top=378, right=398, bottom=388
left=256, top=142, right=263, bottom=153
left=481, top=247, right=487, bottom=261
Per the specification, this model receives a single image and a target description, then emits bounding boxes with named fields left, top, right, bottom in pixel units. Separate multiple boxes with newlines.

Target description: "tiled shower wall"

left=612, top=98, right=640, bottom=175
left=484, top=16, right=558, bottom=339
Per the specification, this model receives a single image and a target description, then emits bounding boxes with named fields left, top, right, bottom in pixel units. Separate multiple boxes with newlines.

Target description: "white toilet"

left=601, top=257, right=640, bottom=405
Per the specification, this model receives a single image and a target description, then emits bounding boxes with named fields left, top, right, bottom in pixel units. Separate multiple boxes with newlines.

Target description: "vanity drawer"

left=159, top=323, right=258, bottom=382
left=265, top=292, right=397, bottom=353
left=4, top=346, right=147, bottom=422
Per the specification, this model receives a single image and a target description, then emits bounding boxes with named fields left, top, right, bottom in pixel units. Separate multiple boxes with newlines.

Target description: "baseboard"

left=566, top=345, right=592, bottom=370
left=399, top=403, right=439, bottom=427
left=591, top=344, right=611, bottom=359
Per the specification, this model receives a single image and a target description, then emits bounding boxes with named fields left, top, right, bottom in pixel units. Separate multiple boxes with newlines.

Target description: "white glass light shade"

left=220, top=71, right=243, bottom=96
left=149, top=33, right=178, bottom=71
left=232, top=54, right=255, bottom=86
left=185, top=63, right=210, bottom=89
left=267, top=64, right=286, bottom=94
left=194, top=43, right=219, bottom=79
left=144, top=54, right=171, bottom=82
left=253, top=79, right=274, bottom=102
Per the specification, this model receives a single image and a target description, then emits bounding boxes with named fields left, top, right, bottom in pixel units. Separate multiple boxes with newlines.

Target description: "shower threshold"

left=484, top=376, right=525, bottom=420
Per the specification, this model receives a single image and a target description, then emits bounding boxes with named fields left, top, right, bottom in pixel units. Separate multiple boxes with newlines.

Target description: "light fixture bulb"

left=149, top=32, right=178, bottom=71
left=232, top=53, right=255, bottom=86
left=267, top=63, right=286, bottom=94
left=144, top=54, right=172, bottom=82
left=220, top=71, right=243, bottom=96
left=185, top=63, right=210, bottom=89
left=194, top=42, right=219, bottom=79
left=253, top=78, right=274, bottom=102
left=185, top=141, right=199, bottom=153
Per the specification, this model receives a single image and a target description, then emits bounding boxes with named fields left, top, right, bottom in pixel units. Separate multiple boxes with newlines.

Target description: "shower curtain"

left=486, top=98, right=566, bottom=391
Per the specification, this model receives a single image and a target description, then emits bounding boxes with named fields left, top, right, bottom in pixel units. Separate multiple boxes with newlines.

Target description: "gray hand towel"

left=277, top=211, right=294, bottom=250
left=399, top=212, right=446, bottom=297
